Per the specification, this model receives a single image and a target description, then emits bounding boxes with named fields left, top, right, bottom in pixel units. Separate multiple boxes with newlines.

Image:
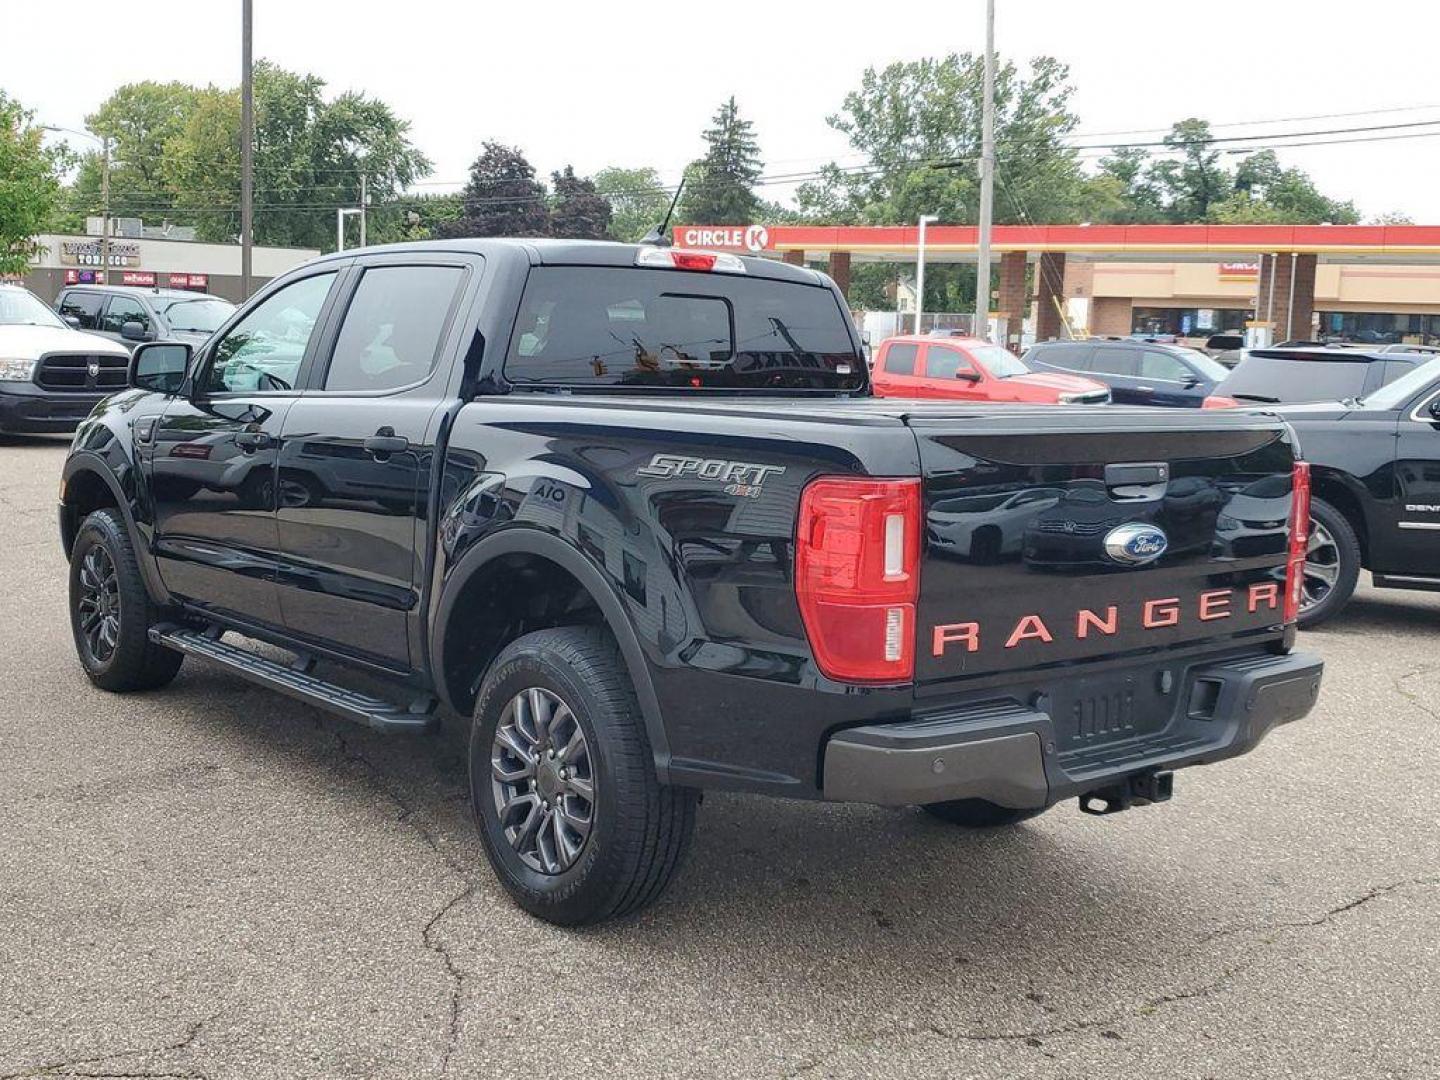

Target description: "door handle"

left=1135, top=386, right=1156, bottom=393
left=235, top=430, right=275, bottom=452
left=364, top=431, right=410, bottom=456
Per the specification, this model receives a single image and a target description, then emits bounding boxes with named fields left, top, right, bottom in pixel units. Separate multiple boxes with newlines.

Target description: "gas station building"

left=674, top=223, right=1440, bottom=351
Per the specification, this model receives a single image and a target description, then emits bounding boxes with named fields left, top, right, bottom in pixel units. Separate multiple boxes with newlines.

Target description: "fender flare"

left=430, top=528, right=673, bottom=782
left=61, top=452, right=172, bottom=607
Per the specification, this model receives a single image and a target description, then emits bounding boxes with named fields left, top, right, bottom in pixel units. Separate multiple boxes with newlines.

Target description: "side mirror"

left=955, top=369, right=982, bottom=382
left=1429, top=396, right=1440, bottom=421
left=120, top=320, right=149, bottom=342
left=129, top=341, right=192, bottom=394
left=64, top=315, right=81, bottom=329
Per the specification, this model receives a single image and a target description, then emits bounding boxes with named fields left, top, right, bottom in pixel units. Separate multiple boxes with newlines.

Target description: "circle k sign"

left=675, top=224, right=771, bottom=252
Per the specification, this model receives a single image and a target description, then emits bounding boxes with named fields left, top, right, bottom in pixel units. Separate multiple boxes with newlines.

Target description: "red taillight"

left=671, top=251, right=717, bottom=271
left=1283, top=461, right=1311, bottom=624
left=795, top=477, right=921, bottom=683
left=1202, top=395, right=1241, bottom=409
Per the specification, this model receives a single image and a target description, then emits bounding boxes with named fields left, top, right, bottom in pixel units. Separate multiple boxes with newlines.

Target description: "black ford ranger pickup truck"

left=59, top=239, right=1323, bottom=925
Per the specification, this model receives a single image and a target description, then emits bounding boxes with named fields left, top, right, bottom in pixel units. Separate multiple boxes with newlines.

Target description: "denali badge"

left=1103, top=523, right=1169, bottom=566
left=637, top=453, right=785, bottom=498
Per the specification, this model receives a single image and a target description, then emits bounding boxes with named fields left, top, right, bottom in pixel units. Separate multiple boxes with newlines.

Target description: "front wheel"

left=469, top=626, right=697, bottom=926
left=68, top=508, right=183, bottom=692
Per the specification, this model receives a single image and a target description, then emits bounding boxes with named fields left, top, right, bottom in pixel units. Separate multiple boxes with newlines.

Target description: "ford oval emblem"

left=1104, top=522, right=1168, bottom=566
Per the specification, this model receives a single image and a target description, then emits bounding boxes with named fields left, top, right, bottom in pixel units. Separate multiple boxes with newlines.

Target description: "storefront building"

left=675, top=223, right=1440, bottom=348
left=19, top=233, right=321, bottom=304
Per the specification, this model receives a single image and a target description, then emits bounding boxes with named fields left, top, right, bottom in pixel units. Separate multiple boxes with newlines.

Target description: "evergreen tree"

left=680, top=97, right=762, bottom=224
left=549, top=166, right=612, bottom=239
left=441, top=142, right=550, bottom=238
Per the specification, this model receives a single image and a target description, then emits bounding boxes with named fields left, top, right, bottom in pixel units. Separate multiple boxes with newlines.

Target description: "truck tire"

left=922, top=799, right=1048, bottom=828
left=469, top=626, right=698, bottom=925
left=1297, top=497, right=1361, bottom=628
left=68, top=508, right=184, bottom=692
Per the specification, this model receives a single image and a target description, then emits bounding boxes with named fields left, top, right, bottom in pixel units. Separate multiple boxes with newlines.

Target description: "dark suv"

left=1024, top=338, right=1231, bottom=407
left=56, top=285, right=235, bottom=353
left=1213, top=346, right=1429, bottom=406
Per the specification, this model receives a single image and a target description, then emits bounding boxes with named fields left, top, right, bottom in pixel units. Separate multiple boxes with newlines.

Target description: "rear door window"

left=883, top=342, right=919, bottom=376
left=322, top=265, right=466, bottom=392
left=1090, top=347, right=1139, bottom=377
left=1034, top=344, right=1092, bottom=372
left=59, top=291, right=104, bottom=329
left=504, top=267, right=863, bottom=391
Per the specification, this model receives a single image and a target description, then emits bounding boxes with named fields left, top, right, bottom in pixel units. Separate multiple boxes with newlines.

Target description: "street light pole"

left=240, top=0, right=254, bottom=298
left=973, top=0, right=997, bottom=340
left=99, top=136, right=111, bottom=283
left=915, top=213, right=939, bottom=335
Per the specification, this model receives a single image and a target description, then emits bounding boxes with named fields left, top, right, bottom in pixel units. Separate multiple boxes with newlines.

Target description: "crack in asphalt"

left=784, top=874, right=1440, bottom=1077
left=317, top=719, right=477, bottom=1075
left=783, top=963, right=1251, bottom=1077
left=1393, top=664, right=1440, bottom=723
left=0, top=1014, right=215, bottom=1080
left=1199, top=876, right=1440, bottom=945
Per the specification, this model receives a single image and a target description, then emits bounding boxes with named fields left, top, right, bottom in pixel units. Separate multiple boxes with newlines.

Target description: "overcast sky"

left=5, top=0, right=1440, bottom=221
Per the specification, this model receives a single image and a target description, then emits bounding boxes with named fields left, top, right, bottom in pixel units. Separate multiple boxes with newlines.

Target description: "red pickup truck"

left=871, top=335, right=1110, bottom=404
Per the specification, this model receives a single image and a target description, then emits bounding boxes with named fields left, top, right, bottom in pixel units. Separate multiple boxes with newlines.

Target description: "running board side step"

left=150, top=625, right=438, bottom=734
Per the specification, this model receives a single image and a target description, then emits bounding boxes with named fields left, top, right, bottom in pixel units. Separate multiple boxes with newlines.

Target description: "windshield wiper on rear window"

left=1230, top=392, right=1281, bottom=403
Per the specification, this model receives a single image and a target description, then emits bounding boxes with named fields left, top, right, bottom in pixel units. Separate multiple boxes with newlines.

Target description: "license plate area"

left=1050, top=668, right=1174, bottom=750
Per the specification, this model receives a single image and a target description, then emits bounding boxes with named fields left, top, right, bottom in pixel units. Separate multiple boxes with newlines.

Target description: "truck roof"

left=308, top=237, right=827, bottom=285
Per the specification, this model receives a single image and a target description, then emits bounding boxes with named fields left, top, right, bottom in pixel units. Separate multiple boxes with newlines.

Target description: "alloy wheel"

left=1300, top=519, right=1340, bottom=613
left=76, top=545, right=121, bottom=663
left=490, top=687, right=595, bottom=875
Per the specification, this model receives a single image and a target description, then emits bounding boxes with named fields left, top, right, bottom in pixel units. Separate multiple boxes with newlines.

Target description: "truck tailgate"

left=908, top=410, right=1298, bottom=687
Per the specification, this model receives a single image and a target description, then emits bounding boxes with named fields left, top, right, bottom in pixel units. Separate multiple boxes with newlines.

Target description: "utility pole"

left=240, top=0, right=254, bottom=298
left=99, top=136, right=111, bottom=284
left=915, top=213, right=939, bottom=335
left=359, top=172, right=367, bottom=248
left=973, top=0, right=996, bottom=340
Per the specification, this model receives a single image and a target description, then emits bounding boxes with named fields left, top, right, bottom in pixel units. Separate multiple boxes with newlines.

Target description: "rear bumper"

left=0, top=384, right=106, bottom=433
left=823, top=649, right=1322, bottom=807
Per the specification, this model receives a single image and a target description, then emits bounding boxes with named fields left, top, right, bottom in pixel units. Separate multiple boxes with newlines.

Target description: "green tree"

left=799, top=54, right=1091, bottom=229
left=1211, top=149, right=1358, bottom=224
left=594, top=165, right=669, bottom=241
left=549, top=166, right=611, bottom=239
left=440, top=142, right=550, bottom=238
left=0, top=91, right=68, bottom=275
left=1145, top=119, right=1230, bottom=222
left=61, top=63, right=429, bottom=250
left=71, top=81, right=202, bottom=223
left=680, top=97, right=762, bottom=224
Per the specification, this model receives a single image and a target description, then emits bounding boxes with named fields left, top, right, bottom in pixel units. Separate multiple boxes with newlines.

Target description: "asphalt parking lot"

left=1, top=433, right=1437, bottom=1080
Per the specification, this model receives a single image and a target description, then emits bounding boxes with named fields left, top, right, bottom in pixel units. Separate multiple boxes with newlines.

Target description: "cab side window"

left=925, top=345, right=975, bottom=379
left=101, top=295, right=150, bottom=334
left=322, top=265, right=466, bottom=392
left=59, top=291, right=104, bottom=329
left=883, top=342, right=919, bottom=376
left=200, top=272, right=337, bottom=394
left=1139, top=350, right=1191, bottom=382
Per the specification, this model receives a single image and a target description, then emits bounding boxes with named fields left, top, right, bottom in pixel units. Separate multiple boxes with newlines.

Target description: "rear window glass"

left=1217, top=355, right=1372, bottom=403
left=504, top=267, right=862, bottom=391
